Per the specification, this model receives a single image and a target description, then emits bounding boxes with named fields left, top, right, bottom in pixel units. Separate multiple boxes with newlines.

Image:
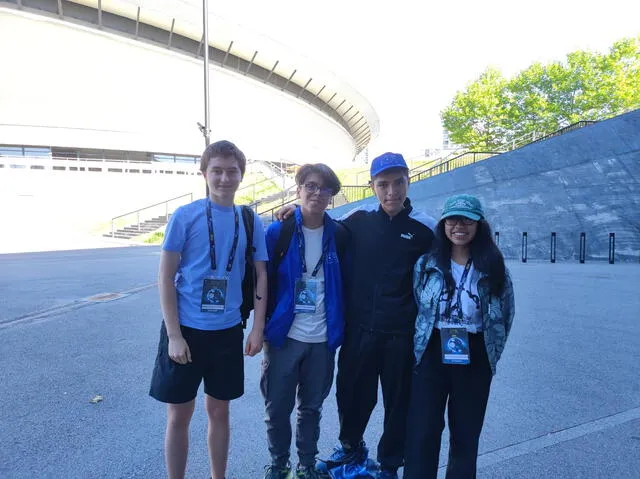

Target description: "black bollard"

left=521, top=232, right=528, bottom=263
left=609, top=233, right=615, bottom=264
left=579, top=232, right=586, bottom=263
left=550, top=232, right=556, bottom=263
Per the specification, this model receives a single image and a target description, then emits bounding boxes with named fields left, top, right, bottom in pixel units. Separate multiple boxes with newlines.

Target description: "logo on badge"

left=446, top=336, right=467, bottom=354
left=206, top=287, right=225, bottom=305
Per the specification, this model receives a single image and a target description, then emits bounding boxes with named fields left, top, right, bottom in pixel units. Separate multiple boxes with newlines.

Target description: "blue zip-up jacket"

left=413, top=254, right=515, bottom=375
left=265, top=207, right=345, bottom=351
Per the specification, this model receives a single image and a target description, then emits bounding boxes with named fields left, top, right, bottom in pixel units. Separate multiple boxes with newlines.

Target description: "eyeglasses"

left=303, top=182, right=333, bottom=197
left=444, top=216, right=477, bottom=226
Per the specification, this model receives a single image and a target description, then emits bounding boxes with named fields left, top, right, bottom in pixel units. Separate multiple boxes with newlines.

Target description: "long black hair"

left=433, top=218, right=506, bottom=297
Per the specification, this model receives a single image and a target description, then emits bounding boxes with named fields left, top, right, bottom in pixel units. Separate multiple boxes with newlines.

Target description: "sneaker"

left=323, top=441, right=368, bottom=468
left=377, top=467, right=398, bottom=479
left=263, top=462, right=293, bottom=479
left=295, top=464, right=321, bottom=479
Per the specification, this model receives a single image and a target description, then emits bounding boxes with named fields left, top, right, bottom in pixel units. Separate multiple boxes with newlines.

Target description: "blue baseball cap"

left=370, top=152, right=408, bottom=178
left=441, top=194, right=485, bottom=221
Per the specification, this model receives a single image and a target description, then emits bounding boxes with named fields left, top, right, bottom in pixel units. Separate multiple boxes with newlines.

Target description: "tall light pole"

left=201, top=0, right=211, bottom=147
left=201, top=0, right=211, bottom=198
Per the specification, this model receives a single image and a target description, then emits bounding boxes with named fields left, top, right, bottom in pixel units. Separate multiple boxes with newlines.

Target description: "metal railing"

left=340, top=185, right=373, bottom=203
left=258, top=197, right=299, bottom=221
left=110, top=192, right=193, bottom=237
left=526, top=121, right=597, bottom=146
left=409, top=151, right=501, bottom=183
left=505, top=121, right=597, bottom=151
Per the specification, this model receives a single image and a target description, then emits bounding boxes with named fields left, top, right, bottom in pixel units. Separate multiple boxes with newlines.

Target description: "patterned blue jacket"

left=412, top=254, right=515, bottom=375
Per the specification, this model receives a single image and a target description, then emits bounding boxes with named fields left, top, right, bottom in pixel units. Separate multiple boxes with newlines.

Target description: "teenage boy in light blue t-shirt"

left=149, top=140, right=268, bottom=479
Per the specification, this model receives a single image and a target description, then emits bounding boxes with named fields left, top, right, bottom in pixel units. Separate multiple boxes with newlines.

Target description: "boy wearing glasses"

left=262, top=164, right=347, bottom=479
left=149, top=140, right=268, bottom=479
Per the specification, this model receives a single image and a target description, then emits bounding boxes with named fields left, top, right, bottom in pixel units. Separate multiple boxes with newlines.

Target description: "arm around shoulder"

left=274, top=203, right=297, bottom=221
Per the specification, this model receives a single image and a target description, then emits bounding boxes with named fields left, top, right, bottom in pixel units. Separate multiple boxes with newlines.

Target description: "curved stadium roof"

left=15, top=0, right=379, bottom=154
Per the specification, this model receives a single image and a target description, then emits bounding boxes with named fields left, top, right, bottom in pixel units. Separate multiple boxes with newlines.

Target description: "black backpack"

left=240, top=205, right=257, bottom=328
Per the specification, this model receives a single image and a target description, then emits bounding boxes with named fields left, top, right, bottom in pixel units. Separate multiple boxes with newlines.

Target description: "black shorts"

left=149, top=321, right=244, bottom=404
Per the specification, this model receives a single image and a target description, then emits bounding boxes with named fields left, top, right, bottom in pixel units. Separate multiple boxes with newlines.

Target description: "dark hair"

left=295, top=163, right=342, bottom=196
left=200, top=140, right=246, bottom=176
left=433, top=219, right=506, bottom=296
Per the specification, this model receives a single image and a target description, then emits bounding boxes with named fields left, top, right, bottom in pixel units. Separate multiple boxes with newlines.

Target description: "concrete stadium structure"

left=0, top=0, right=379, bottom=165
left=0, top=0, right=380, bottom=252
left=332, top=109, right=640, bottom=262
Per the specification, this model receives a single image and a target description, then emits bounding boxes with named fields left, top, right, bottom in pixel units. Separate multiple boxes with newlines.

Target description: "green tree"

left=441, top=36, right=640, bottom=150
left=440, top=68, right=508, bottom=149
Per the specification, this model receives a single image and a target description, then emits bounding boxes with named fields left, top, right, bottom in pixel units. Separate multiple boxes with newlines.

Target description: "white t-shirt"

left=288, top=225, right=328, bottom=343
left=436, top=260, right=483, bottom=333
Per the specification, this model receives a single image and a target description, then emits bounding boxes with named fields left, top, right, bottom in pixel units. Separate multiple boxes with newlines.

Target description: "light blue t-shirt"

left=162, top=198, right=268, bottom=331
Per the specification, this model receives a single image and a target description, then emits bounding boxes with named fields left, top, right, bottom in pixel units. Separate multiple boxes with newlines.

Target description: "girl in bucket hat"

left=404, top=194, right=515, bottom=479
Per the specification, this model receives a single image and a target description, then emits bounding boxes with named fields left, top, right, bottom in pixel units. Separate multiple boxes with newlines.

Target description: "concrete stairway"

left=104, top=215, right=170, bottom=240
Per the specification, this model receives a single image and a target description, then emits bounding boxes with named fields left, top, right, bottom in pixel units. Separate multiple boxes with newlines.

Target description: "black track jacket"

left=340, top=198, right=436, bottom=334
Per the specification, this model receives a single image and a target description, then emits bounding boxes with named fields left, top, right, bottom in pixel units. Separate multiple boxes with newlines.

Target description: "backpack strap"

left=272, top=215, right=296, bottom=274
left=240, top=205, right=255, bottom=261
left=240, top=206, right=256, bottom=328
left=266, top=214, right=295, bottom=321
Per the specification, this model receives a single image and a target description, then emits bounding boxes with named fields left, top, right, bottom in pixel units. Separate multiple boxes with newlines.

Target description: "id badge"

left=201, top=278, right=228, bottom=313
left=440, top=325, right=470, bottom=365
left=294, top=278, right=318, bottom=313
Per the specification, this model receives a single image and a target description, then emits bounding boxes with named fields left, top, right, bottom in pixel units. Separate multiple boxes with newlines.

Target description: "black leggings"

left=404, top=329, right=492, bottom=479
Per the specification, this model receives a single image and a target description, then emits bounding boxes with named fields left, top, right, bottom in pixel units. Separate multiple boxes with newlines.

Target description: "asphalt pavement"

left=0, top=248, right=638, bottom=478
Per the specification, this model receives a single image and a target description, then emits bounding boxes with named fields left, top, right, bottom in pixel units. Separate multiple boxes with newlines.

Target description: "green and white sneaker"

left=263, top=462, right=293, bottom=479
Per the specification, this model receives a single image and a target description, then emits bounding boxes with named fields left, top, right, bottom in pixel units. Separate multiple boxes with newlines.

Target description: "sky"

left=208, top=0, right=640, bottom=159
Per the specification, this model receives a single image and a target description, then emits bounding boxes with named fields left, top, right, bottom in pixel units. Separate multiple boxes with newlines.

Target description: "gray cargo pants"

left=260, top=337, right=335, bottom=468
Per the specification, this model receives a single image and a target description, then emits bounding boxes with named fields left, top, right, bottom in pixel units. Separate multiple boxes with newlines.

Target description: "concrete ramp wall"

left=332, top=109, right=640, bottom=262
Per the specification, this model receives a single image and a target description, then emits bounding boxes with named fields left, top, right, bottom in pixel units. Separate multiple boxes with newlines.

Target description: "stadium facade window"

left=24, top=147, right=52, bottom=158
left=153, top=154, right=175, bottom=162
left=153, top=154, right=198, bottom=163
left=175, top=155, right=198, bottom=164
left=0, top=146, right=24, bottom=157
left=1, top=146, right=52, bottom=157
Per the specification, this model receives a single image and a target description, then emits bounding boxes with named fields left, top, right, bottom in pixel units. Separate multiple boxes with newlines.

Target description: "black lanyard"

left=444, top=259, right=473, bottom=320
left=296, top=223, right=326, bottom=278
left=205, top=199, right=239, bottom=273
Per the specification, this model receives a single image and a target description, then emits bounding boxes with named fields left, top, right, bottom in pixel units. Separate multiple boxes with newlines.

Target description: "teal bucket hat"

left=441, top=194, right=484, bottom=221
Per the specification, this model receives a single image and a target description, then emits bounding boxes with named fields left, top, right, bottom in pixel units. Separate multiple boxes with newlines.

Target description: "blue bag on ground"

left=316, top=457, right=378, bottom=478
